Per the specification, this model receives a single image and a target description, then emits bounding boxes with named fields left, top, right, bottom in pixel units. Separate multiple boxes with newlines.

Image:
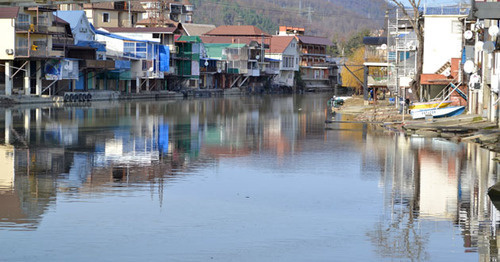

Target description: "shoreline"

left=0, top=86, right=336, bottom=108
left=330, top=96, right=500, bottom=156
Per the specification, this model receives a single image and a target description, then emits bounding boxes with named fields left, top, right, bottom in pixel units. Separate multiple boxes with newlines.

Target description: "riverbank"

left=0, top=86, right=335, bottom=107
left=331, top=96, right=500, bottom=155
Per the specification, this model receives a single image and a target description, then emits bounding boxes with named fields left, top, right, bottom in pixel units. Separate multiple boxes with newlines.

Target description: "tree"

left=341, top=46, right=365, bottom=94
left=389, top=0, right=424, bottom=100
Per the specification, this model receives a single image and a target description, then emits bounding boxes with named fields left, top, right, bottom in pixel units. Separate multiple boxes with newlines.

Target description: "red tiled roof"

left=204, top=25, right=270, bottom=37
left=102, top=27, right=177, bottom=33
left=297, top=35, right=332, bottom=46
left=0, top=7, right=19, bottom=19
left=267, top=36, right=295, bottom=54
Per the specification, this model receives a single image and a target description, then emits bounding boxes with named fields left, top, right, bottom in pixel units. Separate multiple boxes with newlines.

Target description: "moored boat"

left=409, top=100, right=452, bottom=110
left=410, top=106, right=465, bottom=120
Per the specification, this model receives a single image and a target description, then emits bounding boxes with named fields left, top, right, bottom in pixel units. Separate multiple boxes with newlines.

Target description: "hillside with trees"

left=191, top=0, right=387, bottom=42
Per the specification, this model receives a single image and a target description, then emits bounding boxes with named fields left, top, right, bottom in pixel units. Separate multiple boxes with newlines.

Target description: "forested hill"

left=190, top=0, right=388, bottom=42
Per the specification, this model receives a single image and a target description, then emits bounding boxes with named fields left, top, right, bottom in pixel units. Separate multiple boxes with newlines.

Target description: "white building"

left=266, top=36, right=300, bottom=87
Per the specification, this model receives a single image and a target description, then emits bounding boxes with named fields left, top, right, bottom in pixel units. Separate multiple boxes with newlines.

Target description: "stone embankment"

left=332, top=96, right=500, bottom=155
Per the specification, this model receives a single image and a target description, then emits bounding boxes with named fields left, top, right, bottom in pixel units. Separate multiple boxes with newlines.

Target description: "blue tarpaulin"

left=159, top=45, right=170, bottom=72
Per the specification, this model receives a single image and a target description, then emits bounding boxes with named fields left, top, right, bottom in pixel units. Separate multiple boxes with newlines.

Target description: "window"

left=124, top=42, right=147, bottom=59
left=185, top=15, right=192, bottom=22
left=153, top=33, right=160, bottom=39
left=102, top=12, right=110, bottom=23
left=283, top=56, right=294, bottom=68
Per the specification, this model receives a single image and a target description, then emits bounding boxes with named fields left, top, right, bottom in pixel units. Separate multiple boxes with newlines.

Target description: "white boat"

left=409, top=100, right=452, bottom=110
left=410, top=106, right=465, bottom=120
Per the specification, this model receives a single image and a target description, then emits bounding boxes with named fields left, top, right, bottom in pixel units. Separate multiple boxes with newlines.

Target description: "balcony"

left=15, top=17, right=50, bottom=34
left=16, top=39, right=63, bottom=58
left=170, top=4, right=182, bottom=14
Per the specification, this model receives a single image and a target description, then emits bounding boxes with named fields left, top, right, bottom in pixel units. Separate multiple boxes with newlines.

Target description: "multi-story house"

left=419, top=7, right=468, bottom=106
left=95, top=29, right=170, bottom=93
left=465, top=1, right=500, bottom=123
left=139, top=0, right=194, bottom=24
left=82, top=1, right=145, bottom=28
left=201, top=25, right=271, bottom=89
left=175, top=35, right=201, bottom=88
left=265, top=35, right=300, bottom=88
left=0, top=6, right=70, bottom=96
left=278, top=26, right=335, bottom=90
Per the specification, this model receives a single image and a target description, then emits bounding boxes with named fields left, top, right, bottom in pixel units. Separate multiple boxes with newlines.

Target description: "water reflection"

left=1, top=94, right=500, bottom=260
left=0, top=95, right=327, bottom=229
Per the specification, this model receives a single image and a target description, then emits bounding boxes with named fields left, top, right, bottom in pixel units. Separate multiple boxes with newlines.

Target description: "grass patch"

left=473, top=116, right=483, bottom=122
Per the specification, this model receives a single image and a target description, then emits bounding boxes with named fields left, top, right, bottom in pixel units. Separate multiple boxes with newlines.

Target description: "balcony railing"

left=15, top=17, right=50, bottom=33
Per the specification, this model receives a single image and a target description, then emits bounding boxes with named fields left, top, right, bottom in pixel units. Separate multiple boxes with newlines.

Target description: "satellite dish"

left=484, top=41, right=495, bottom=53
left=489, top=25, right=499, bottom=37
left=256, top=55, right=260, bottom=60
left=464, top=30, right=473, bottom=40
left=380, top=44, right=387, bottom=50
left=470, top=73, right=481, bottom=84
left=475, top=41, right=484, bottom=51
left=442, top=69, right=451, bottom=77
left=217, top=69, right=222, bottom=73
left=463, top=60, right=475, bottom=74
left=204, top=60, right=209, bottom=66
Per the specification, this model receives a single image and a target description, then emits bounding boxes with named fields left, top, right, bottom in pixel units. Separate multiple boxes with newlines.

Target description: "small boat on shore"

left=410, top=106, right=465, bottom=119
left=409, top=100, right=452, bottom=110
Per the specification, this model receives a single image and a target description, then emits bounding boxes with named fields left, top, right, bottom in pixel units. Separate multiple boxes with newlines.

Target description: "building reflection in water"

left=0, top=96, right=323, bottom=230
left=363, top=130, right=500, bottom=261
left=1, top=95, right=500, bottom=260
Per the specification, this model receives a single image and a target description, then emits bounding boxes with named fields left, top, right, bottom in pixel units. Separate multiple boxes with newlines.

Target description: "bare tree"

left=390, top=0, right=423, bottom=100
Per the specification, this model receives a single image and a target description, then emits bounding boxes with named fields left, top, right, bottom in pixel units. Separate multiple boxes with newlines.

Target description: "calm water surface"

left=0, top=93, right=499, bottom=261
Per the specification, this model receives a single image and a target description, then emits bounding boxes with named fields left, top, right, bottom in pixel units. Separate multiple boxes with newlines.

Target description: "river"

left=0, top=93, right=498, bottom=261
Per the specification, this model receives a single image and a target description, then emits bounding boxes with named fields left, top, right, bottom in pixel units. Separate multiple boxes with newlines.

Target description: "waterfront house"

left=200, top=43, right=228, bottom=89
left=202, top=25, right=271, bottom=89
left=0, top=6, right=77, bottom=97
left=467, top=1, right=500, bottom=123
left=175, top=35, right=201, bottom=89
left=362, top=36, right=388, bottom=101
left=420, top=8, right=468, bottom=106
left=265, top=35, right=300, bottom=88
left=94, top=29, right=170, bottom=93
left=278, top=26, right=336, bottom=91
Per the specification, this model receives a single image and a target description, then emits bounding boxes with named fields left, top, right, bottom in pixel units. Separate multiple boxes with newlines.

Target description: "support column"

left=136, top=77, right=140, bottom=94
left=24, top=108, right=30, bottom=143
left=36, top=61, right=42, bottom=95
left=5, top=61, right=12, bottom=96
left=127, top=80, right=131, bottom=93
left=5, top=109, right=11, bottom=144
left=363, top=65, right=369, bottom=102
left=72, top=79, right=76, bottom=92
left=146, top=78, right=150, bottom=91
left=24, top=62, right=31, bottom=96
left=36, top=108, right=41, bottom=143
